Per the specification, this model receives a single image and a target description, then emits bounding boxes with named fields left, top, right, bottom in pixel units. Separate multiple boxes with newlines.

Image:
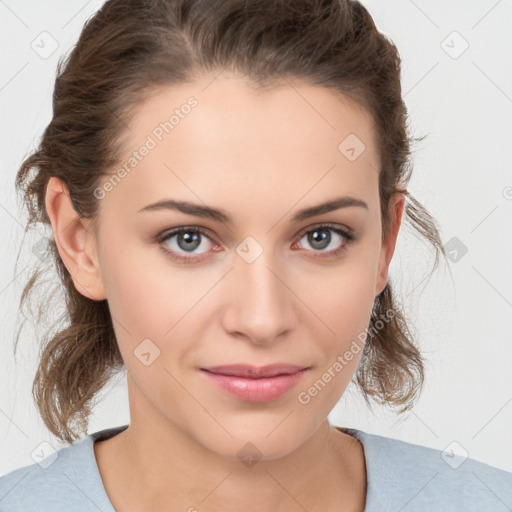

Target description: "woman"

left=1, top=0, right=510, bottom=511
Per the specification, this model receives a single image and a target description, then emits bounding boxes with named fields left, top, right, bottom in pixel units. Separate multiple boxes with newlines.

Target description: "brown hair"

left=14, top=0, right=446, bottom=443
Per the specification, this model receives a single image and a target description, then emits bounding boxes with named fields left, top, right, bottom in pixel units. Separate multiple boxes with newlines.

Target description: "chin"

left=193, top=418, right=312, bottom=462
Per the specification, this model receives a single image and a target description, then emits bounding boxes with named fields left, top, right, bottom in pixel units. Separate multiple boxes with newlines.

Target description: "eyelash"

left=154, top=224, right=356, bottom=263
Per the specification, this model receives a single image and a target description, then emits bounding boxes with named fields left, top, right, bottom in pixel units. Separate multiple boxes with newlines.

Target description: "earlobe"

left=45, top=177, right=106, bottom=301
left=375, top=192, right=406, bottom=297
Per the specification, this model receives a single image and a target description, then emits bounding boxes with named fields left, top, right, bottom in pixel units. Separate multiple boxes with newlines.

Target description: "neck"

left=94, top=380, right=366, bottom=511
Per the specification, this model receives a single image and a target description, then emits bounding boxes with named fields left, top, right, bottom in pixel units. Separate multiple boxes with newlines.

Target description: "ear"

left=45, top=176, right=106, bottom=301
left=375, top=191, right=406, bottom=297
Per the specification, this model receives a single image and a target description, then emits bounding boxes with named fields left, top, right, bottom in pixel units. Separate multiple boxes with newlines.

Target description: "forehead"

left=101, top=75, right=380, bottom=222
left=124, top=74, right=377, bottom=159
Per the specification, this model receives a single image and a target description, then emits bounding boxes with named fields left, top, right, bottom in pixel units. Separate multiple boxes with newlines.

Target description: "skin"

left=45, top=72, right=405, bottom=512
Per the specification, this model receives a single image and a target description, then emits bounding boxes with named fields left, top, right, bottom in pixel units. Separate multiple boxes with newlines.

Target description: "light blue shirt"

left=1, top=424, right=511, bottom=511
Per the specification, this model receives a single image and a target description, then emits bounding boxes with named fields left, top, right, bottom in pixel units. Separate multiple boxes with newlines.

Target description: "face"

left=51, top=73, right=403, bottom=460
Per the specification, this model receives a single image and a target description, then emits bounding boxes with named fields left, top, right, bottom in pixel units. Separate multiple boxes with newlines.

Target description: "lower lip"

left=200, top=369, right=308, bottom=403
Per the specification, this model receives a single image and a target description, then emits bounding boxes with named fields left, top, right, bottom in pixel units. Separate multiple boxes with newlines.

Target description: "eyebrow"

left=137, top=195, right=368, bottom=223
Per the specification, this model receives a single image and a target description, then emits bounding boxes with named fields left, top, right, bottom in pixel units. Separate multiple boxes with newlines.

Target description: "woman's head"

left=15, top=0, right=446, bottom=445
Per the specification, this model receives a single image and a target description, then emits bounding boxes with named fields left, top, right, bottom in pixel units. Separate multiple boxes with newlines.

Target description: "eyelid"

left=155, top=226, right=219, bottom=251
left=295, top=222, right=355, bottom=240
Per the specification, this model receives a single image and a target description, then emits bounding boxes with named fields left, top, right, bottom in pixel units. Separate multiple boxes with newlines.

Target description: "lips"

left=200, top=363, right=308, bottom=379
left=200, top=365, right=310, bottom=402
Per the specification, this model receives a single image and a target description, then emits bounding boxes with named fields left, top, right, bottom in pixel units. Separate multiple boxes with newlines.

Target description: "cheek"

left=99, top=239, right=220, bottom=370
left=101, top=256, right=166, bottom=335
left=298, top=250, right=379, bottom=342
left=307, top=274, right=375, bottom=382
left=100, top=230, right=196, bottom=330
left=298, top=264, right=377, bottom=402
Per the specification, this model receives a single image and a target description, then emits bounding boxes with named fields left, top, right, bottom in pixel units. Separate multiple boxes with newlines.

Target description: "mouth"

left=200, top=363, right=310, bottom=379
left=199, top=364, right=310, bottom=402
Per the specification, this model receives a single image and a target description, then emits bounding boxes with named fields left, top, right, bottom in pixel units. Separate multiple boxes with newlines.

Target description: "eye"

left=292, top=224, right=355, bottom=259
left=154, top=223, right=356, bottom=264
left=155, top=227, right=218, bottom=263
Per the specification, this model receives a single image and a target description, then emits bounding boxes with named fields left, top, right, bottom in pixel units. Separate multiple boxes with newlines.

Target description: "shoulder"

left=0, top=426, right=126, bottom=512
left=0, top=439, right=91, bottom=512
left=340, top=427, right=512, bottom=512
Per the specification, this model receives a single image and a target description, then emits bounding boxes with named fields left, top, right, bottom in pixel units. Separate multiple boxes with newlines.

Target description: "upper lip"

left=201, top=364, right=309, bottom=378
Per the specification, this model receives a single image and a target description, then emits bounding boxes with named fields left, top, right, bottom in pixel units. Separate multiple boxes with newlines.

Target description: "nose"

left=221, top=250, right=298, bottom=346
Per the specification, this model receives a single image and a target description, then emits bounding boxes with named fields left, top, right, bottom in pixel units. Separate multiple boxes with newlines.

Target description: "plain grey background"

left=1, top=0, right=511, bottom=476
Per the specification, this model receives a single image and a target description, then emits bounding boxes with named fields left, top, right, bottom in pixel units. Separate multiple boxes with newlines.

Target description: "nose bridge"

left=225, top=240, right=295, bottom=344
